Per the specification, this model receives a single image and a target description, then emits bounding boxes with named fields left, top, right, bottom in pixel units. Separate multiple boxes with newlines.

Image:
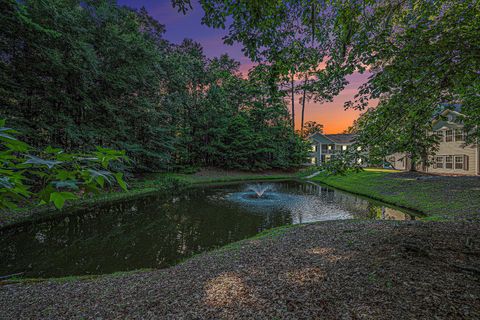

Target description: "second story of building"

left=429, top=108, right=478, bottom=175
left=307, top=133, right=357, bottom=165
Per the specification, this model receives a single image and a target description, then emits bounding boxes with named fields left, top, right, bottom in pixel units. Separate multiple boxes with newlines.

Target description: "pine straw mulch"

left=1, top=220, right=479, bottom=319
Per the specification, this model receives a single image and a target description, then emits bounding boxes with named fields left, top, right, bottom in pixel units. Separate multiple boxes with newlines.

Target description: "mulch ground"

left=1, top=220, right=479, bottom=319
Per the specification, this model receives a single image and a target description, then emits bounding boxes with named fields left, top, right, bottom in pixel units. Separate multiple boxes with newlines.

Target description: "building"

left=387, top=108, right=479, bottom=175
left=307, top=133, right=357, bottom=165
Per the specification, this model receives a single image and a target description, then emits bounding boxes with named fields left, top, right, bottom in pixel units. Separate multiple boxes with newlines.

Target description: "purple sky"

left=117, top=0, right=370, bottom=133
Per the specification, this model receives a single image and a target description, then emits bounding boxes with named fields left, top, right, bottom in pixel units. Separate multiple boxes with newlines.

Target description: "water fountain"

left=248, top=183, right=272, bottom=198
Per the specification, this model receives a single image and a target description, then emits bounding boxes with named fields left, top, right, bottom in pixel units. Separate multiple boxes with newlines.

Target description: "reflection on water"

left=0, top=181, right=416, bottom=277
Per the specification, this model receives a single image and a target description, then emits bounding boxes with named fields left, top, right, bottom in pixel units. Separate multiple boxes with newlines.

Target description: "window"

left=435, top=130, right=444, bottom=142
left=342, top=145, right=347, bottom=151
left=435, top=156, right=444, bottom=169
left=327, top=145, right=332, bottom=150
left=310, top=145, right=317, bottom=152
left=445, top=130, right=453, bottom=142
left=310, top=157, right=316, bottom=164
left=445, top=156, right=453, bottom=169
left=455, top=130, right=464, bottom=142
left=455, top=156, right=463, bottom=169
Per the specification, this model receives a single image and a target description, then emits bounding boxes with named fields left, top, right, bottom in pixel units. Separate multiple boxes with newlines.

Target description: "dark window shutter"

left=464, top=155, right=469, bottom=171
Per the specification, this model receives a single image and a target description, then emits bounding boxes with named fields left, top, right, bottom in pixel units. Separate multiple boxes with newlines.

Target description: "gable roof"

left=309, top=132, right=356, bottom=144
left=325, top=134, right=357, bottom=144
left=432, top=105, right=465, bottom=130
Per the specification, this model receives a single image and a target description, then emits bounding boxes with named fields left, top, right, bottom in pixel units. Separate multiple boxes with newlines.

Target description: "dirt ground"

left=1, top=220, right=479, bottom=319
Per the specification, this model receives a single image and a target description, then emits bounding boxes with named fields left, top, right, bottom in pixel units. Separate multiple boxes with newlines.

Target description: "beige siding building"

left=387, top=109, right=479, bottom=176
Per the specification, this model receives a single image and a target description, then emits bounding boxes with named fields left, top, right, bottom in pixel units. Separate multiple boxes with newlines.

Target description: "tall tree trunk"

left=300, top=74, right=307, bottom=134
left=300, top=3, right=315, bottom=135
left=291, top=75, right=295, bottom=130
left=409, top=153, right=417, bottom=171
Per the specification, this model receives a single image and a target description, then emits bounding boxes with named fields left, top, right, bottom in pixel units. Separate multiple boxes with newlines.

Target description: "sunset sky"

left=118, top=0, right=370, bottom=133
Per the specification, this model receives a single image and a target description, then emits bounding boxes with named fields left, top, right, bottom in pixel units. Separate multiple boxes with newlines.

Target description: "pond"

left=0, top=180, right=417, bottom=278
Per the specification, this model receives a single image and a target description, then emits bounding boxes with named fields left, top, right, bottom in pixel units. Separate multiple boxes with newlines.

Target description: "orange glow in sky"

left=239, top=61, right=376, bottom=133
left=296, top=72, right=376, bottom=133
left=238, top=65, right=375, bottom=134
left=116, top=1, right=373, bottom=134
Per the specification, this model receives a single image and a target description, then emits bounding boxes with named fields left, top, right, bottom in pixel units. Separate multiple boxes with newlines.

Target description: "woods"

left=0, top=0, right=308, bottom=173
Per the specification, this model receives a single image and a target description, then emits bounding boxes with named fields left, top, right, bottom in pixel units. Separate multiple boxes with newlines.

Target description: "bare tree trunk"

left=291, top=75, right=295, bottom=130
left=300, top=3, right=315, bottom=135
left=409, top=153, right=417, bottom=171
left=300, top=74, right=307, bottom=134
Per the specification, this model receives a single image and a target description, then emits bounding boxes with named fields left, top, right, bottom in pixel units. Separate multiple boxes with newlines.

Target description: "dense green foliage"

left=0, top=120, right=128, bottom=209
left=1, top=0, right=308, bottom=173
left=340, top=1, right=480, bottom=167
left=178, top=0, right=479, bottom=167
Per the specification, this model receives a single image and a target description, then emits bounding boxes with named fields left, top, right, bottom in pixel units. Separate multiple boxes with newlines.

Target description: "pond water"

left=0, top=181, right=417, bottom=278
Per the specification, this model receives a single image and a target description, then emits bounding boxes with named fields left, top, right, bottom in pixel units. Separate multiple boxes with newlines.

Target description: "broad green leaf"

left=115, top=172, right=128, bottom=191
left=23, top=155, right=62, bottom=168
left=49, top=191, right=78, bottom=209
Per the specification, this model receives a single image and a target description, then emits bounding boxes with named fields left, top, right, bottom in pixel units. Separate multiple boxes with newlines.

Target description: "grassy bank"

left=310, top=169, right=480, bottom=221
left=0, top=169, right=297, bottom=228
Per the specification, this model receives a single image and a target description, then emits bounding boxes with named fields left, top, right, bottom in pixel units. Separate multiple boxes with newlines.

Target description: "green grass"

left=1, top=268, right=154, bottom=285
left=309, top=169, right=480, bottom=221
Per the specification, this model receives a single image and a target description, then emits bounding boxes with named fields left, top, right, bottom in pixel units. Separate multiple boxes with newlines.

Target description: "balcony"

left=320, top=149, right=337, bottom=155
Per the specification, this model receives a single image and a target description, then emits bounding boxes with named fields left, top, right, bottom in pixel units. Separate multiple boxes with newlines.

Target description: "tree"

left=303, top=121, right=324, bottom=137
left=175, top=0, right=479, bottom=169
left=337, top=0, right=480, bottom=167
left=175, top=0, right=347, bottom=133
left=1, top=0, right=309, bottom=173
left=0, top=0, right=173, bottom=171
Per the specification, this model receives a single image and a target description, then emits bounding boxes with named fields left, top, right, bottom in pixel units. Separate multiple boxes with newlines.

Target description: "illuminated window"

left=342, top=145, right=347, bottom=151
left=310, top=157, right=316, bottom=164
left=445, top=130, right=453, bottom=142
left=327, top=145, right=332, bottom=150
left=445, top=156, right=453, bottom=169
left=310, top=145, right=317, bottom=152
left=357, top=146, right=362, bottom=151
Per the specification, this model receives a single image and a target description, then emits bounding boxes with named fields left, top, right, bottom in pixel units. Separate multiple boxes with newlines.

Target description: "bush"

left=0, top=120, right=128, bottom=210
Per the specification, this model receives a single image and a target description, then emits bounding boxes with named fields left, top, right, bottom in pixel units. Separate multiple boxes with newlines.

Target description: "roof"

left=309, top=132, right=356, bottom=144
left=324, top=134, right=357, bottom=144
left=432, top=104, right=462, bottom=119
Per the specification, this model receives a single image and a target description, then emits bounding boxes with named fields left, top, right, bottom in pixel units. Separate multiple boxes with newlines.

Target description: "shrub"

left=0, top=120, right=128, bottom=210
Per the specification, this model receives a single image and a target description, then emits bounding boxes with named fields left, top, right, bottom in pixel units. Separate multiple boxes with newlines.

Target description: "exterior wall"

left=307, top=142, right=321, bottom=165
left=385, top=152, right=409, bottom=170
left=425, top=142, right=478, bottom=175
left=307, top=139, right=353, bottom=165
left=385, top=110, right=479, bottom=176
